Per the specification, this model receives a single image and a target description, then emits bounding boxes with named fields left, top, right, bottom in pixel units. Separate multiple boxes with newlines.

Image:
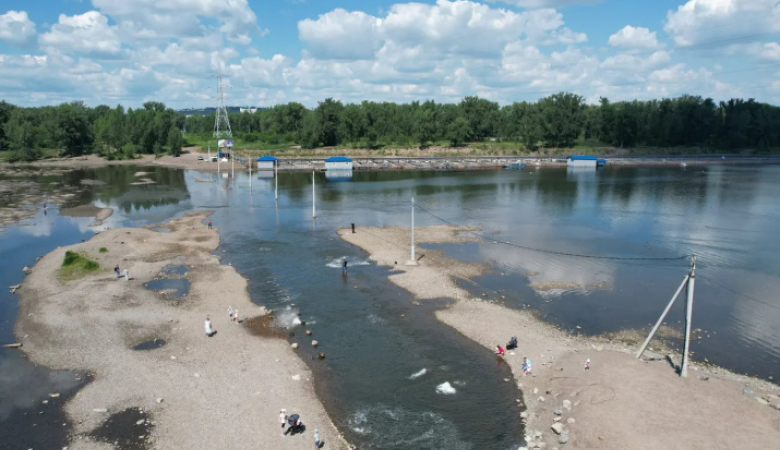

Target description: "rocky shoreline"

left=339, top=225, right=780, bottom=450
left=13, top=211, right=347, bottom=450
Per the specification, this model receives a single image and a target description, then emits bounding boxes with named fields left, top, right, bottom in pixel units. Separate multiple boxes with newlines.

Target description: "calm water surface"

left=2, top=164, right=779, bottom=450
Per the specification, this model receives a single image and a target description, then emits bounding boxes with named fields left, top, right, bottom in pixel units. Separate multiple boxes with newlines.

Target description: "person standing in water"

left=342, top=258, right=348, bottom=275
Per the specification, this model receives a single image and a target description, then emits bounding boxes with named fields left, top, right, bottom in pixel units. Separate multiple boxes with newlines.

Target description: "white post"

left=231, top=151, right=235, bottom=179
left=217, top=147, right=221, bottom=173
left=411, top=197, right=415, bottom=262
left=248, top=151, right=252, bottom=189
left=636, top=274, right=690, bottom=359
left=312, top=170, right=316, bottom=219
left=275, top=162, right=278, bottom=201
left=208, top=145, right=210, bottom=163
left=681, top=257, right=696, bottom=377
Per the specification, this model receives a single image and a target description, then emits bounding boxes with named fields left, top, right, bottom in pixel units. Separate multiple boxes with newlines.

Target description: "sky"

left=0, top=0, right=779, bottom=109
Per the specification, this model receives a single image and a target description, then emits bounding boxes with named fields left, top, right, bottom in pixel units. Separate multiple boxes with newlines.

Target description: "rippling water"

left=3, top=164, right=779, bottom=450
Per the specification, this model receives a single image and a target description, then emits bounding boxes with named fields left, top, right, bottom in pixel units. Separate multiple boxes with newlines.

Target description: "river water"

left=1, top=164, right=779, bottom=449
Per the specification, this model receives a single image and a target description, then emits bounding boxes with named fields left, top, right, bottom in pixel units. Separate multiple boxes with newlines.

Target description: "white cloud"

left=39, top=11, right=122, bottom=56
left=487, top=0, right=601, bottom=8
left=0, top=10, right=36, bottom=45
left=665, top=0, right=780, bottom=47
left=608, top=25, right=662, bottom=50
left=299, top=0, right=586, bottom=62
left=299, top=9, right=382, bottom=59
left=91, top=0, right=263, bottom=44
left=759, top=42, right=780, bottom=60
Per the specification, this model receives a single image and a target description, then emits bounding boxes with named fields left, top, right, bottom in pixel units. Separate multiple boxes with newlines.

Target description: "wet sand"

left=340, top=226, right=780, bottom=450
left=14, top=211, right=347, bottom=450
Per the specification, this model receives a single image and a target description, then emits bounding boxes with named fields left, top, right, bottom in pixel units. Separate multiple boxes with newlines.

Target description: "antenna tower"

left=213, top=73, right=232, bottom=138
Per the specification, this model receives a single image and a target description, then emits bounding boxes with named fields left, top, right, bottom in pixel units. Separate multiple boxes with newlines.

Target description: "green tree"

left=538, top=92, right=585, bottom=148
left=54, top=102, right=93, bottom=156
left=167, top=125, right=183, bottom=155
left=447, top=116, right=470, bottom=147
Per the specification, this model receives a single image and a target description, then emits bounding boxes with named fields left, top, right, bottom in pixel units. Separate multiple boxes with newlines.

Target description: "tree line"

left=0, top=101, right=184, bottom=162
left=2, top=93, right=779, bottom=161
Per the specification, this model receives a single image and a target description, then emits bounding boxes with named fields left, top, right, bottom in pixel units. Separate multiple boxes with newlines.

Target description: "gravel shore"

left=15, top=211, right=347, bottom=450
left=340, top=225, right=780, bottom=450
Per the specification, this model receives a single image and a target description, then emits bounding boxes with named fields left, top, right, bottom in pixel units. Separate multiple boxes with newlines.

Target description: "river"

left=1, top=164, right=778, bottom=449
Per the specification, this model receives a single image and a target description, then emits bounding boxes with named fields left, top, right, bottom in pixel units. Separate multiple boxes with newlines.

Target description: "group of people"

left=495, top=336, right=591, bottom=374
left=495, top=337, right=533, bottom=376
left=114, top=264, right=130, bottom=281
left=280, top=410, right=322, bottom=448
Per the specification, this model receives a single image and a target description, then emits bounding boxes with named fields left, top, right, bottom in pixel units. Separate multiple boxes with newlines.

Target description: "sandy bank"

left=339, top=225, right=780, bottom=450
left=15, top=212, right=347, bottom=450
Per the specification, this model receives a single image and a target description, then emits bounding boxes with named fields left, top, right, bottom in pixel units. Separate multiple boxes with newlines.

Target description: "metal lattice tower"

left=213, top=73, right=232, bottom=138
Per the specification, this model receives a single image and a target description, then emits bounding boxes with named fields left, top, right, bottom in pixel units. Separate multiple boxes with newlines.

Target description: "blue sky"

left=1, top=0, right=779, bottom=108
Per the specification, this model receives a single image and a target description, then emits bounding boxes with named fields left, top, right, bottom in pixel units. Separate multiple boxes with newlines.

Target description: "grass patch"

left=99, top=247, right=108, bottom=253
left=58, top=251, right=100, bottom=281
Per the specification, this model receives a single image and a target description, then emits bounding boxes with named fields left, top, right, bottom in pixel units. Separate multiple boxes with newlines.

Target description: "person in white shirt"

left=279, top=409, right=287, bottom=436
left=123, top=268, right=130, bottom=281
left=205, top=316, right=214, bottom=337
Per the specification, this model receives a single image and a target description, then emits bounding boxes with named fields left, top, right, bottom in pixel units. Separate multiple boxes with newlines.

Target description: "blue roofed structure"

left=325, top=156, right=353, bottom=170
left=256, top=155, right=278, bottom=170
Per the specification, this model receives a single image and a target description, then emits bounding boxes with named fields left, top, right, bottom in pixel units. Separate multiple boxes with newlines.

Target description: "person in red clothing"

left=495, top=345, right=505, bottom=356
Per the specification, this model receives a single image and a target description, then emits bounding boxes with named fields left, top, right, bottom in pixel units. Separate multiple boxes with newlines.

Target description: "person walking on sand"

left=234, top=309, right=239, bottom=324
left=522, top=357, right=532, bottom=376
left=585, top=358, right=590, bottom=371
left=114, top=264, right=120, bottom=279
left=205, top=316, right=214, bottom=337
left=279, top=409, right=287, bottom=436
left=123, top=268, right=130, bottom=281
left=228, top=306, right=234, bottom=321
left=314, top=429, right=321, bottom=449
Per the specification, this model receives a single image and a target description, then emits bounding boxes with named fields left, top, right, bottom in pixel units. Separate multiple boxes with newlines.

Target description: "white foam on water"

left=408, top=368, right=427, bottom=380
left=347, top=404, right=472, bottom=450
left=326, top=256, right=372, bottom=268
left=436, top=382, right=457, bottom=395
left=367, top=314, right=386, bottom=325
left=275, top=308, right=302, bottom=328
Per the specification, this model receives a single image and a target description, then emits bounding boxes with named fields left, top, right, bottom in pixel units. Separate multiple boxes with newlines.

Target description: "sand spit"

left=15, top=212, right=347, bottom=450
left=59, top=204, right=114, bottom=227
left=340, top=225, right=780, bottom=450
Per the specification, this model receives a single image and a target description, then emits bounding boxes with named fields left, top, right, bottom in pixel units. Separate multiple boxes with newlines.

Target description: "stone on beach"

left=551, top=423, right=564, bottom=435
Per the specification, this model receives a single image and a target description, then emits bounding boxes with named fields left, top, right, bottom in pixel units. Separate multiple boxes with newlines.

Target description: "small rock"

left=553, top=417, right=562, bottom=422
left=770, top=403, right=780, bottom=411
left=305, top=330, right=312, bottom=336
left=194, top=373, right=200, bottom=378
left=49, top=393, right=60, bottom=398
left=42, top=400, right=49, bottom=405
left=558, top=430, right=570, bottom=444
left=698, top=375, right=710, bottom=381
left=170, top=356, right=176, bottom=360
left=93, top=408, right=108, bottom=413
left=755, top=397, right=769, bottom=406
left=546, top=389, right=553, bottom=395
left=533, top=388, right=539, bottom=395
left=520, top=412, right=528, bottom=419
left=156, top=398, right=163, bottom=403
left=743, top=388, right=754, bottom=396
left=291, top=374, right=301, bottom=381
left=554, top=409, right=563, bottom=416
left=291, top=343, right=299, bottom=350
left=562, top=400, right=572, bottom=411
left=136, top=419, right=144, bottom=425
left=312, top=340, right=319, bottom=347
left=538, top=396, right=545, bottom=402
left=567, top=418, right=575, bottom=424
left=22, top=266, right=32, bottom=274
left=551, top=423, right=564, bottom=435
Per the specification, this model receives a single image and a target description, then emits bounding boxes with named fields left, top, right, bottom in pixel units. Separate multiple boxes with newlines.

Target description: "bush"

left=99, top=247, right=108, bottom=253
left=59, top=251, right=100, bottom=281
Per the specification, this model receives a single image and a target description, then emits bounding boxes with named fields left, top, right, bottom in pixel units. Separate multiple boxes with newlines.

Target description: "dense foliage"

left=2, top=93, right=780, bottom=161
left=0, top=100, right=184, bottom=161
